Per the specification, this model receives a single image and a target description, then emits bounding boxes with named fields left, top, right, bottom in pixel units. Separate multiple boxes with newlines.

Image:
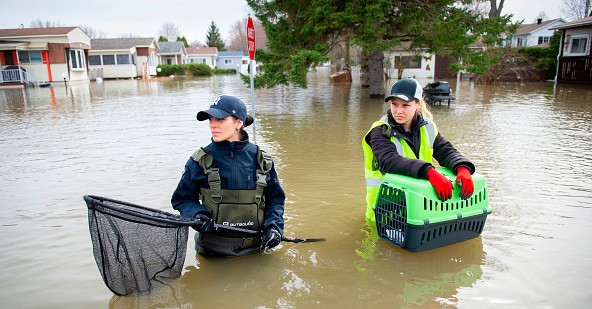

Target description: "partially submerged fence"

left=558, top=55, right=592, bottom=83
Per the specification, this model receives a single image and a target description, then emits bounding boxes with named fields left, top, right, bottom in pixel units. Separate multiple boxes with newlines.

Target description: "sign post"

left=247, top=15, right=256, bottom=137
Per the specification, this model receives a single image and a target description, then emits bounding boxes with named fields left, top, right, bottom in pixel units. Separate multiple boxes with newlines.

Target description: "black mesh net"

left=84, top=195, right=195, bottom=296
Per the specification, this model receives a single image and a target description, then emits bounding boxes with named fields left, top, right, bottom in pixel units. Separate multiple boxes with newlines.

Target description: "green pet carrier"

left=374, top=168, right=492, bottom=252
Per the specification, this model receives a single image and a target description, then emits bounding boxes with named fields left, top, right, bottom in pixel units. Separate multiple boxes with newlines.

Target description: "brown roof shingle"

left=516, top=19, right=564, bottom=35
left=186, top=46, right=218, bottom=55
left=0, top=27, right=78, bottom=38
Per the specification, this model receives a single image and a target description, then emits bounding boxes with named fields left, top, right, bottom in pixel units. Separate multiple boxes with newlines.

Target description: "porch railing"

left=557, top=55, right=592, bottom=83
left=0, top=68, right=40, bottom=85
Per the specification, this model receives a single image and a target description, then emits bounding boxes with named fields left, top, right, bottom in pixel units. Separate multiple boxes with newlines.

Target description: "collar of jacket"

left=210, top=134, right=250, bottom=154
left=386, top=110, right=427, bottom=138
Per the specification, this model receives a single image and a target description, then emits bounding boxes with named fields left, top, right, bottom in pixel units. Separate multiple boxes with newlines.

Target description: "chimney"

left=537, top=18, right=542, bottom=24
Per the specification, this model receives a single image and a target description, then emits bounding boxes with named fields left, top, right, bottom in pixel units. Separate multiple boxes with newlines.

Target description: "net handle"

left=84, top=195, right=259, bottom=235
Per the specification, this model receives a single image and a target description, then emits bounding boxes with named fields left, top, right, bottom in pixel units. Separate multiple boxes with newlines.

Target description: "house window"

left=516, top=37, right=526, bottom=46
left=17, top=50, right=43, bottom=64
left=102, top=55, right=116, bottom=65
left=395, top=56, right=421, bottom=69
left=538, top=36, right=551, bottom=44
left=224, top=59, right=232, bottom=64
left=569, top=35, right=589, bottom=56
left=242, top=60, right=248, bottom=64
left=116, top=54, right=130, bottom=65
left=70, top=49, right=85, bottom=69
left=88, top=55, right=101, bottom=66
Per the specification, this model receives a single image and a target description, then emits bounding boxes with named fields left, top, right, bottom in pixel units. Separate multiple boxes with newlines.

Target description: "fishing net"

left=84, top=195, right=195, bottom=296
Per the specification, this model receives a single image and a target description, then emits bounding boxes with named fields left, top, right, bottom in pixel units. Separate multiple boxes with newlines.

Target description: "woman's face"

left=209, top=116, right=242, bottom=142
left=390, top=98, right=419, bottom=130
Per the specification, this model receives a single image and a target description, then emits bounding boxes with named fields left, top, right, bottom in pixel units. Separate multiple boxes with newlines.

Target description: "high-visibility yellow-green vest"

left=362, top=115, right=438, bottom=222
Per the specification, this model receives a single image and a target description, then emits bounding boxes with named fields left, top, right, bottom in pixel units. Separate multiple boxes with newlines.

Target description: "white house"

left=0, top=27, right=91, bottom=85
left=216, top=50, right=256, bottom=75
left=509, top=18, right=566, bottom=47
left=157, top=42, right=186, bottom=65
left=184, top=46, right=217, bottom=67
left=89, top=38, right=159, bottom=79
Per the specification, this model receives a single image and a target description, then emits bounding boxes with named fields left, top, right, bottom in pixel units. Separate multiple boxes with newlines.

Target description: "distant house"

left=216, top=50, right=256, bottom=75
left=184, top=46, right=217, bottom=67
left=157, top=42, right=186, bottom=65
left=0, top=27, right=91, bottom=86
left=89, top=38, right=159, bottom=79
left=384, top=47, right=436, bottom=80
left=550, top=16, right=592, bottom=83
left=508, top=19, right=566, bottom=47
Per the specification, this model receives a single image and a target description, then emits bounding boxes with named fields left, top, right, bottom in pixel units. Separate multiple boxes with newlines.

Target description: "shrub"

left=157, top=64, right=184, bottom=76
left=187, top=63, right=212, bottom=76
left=213, top=68, right=237, bottom=74
left=535, top=57, right=557, bottom=79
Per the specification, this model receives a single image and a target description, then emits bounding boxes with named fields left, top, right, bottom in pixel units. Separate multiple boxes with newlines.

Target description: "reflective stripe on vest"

left=361, top=115, right=438, bottom=222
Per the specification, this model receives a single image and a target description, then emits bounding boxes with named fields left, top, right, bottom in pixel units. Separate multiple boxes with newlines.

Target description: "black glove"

left=193, top=213, right=215, bottom=233
left=261, top=227, right=281, bottom=250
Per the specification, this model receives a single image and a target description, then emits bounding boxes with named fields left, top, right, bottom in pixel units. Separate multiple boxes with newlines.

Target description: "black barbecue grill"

left=423, top=81, right=456, bottom=106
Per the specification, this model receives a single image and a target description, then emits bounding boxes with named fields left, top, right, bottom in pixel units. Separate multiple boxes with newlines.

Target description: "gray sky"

left=0, top=0, right=564, bottom=42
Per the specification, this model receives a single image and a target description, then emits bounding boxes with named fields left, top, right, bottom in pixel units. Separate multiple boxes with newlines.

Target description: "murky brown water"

left=1, top=69, right=591, bottom=308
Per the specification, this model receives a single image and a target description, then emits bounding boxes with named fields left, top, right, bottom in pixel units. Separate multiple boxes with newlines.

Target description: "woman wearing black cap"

left=362, top=78, right=475, bottom=222
left=171, top=95, right=285, bottom=256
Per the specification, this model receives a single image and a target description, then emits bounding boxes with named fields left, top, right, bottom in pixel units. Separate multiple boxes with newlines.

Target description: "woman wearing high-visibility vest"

left=362, top=78, right=475, bottom=222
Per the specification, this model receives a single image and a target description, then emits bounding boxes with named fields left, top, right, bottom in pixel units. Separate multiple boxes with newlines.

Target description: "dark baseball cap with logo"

left=384, top=78, right=423, bottom=103
left=196, top=95, right=247, bottom=122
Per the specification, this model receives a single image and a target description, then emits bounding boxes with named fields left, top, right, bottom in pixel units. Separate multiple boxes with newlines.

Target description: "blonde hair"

left=417, top=98, right=434, bottom=121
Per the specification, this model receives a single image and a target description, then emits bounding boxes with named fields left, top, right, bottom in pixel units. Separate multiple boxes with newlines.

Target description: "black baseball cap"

left=196, top=95, right=247, bottom=122
left=384, top=78, right=423, bottom=102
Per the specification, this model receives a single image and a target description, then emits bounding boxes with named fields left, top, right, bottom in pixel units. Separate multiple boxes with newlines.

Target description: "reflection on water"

left=1, top=72, right=591, bottom=308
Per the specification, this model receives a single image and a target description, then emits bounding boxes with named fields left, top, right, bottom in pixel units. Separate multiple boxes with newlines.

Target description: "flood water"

left=1, top=69, right=591, bottom=308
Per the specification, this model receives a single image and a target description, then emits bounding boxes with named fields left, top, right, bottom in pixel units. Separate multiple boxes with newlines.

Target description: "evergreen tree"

left=206, top=21, right=226, bottom=51
left=176, top=36, right=189, bottom=47
left=158, top=36, right=168, bottom=42
left=247, top=0, right=518, bottom=96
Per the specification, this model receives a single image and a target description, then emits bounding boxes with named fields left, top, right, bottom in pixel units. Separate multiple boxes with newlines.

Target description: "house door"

left=166, top=58, right=172, bottom=65
left=434, top=55, right=456, bottom=79
left=3, top=51, right=15, bottom=65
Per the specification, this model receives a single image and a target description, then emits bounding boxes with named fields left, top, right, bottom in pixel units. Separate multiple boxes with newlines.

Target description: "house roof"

left=186, top=46, right=217, bottom=55
left=516, top=19, right=565, bottom=35
left=157, top=41, right=185, bottom=54
left=549, top=16, right=592, bottom=30
left=218, top=50, right=248, bottom=57
left=91, top=38, right=156, bottom=50
left=0, top=27, right=78, bottom=38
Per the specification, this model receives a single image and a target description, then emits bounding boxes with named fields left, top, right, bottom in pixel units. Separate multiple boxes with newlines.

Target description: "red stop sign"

left=246, top=17, right=256, bottom=60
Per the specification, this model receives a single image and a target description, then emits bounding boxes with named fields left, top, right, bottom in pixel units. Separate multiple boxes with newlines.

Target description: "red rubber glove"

left=456, top=166, right=474, bottom=200
left=427, top=168, right=453, bottom=201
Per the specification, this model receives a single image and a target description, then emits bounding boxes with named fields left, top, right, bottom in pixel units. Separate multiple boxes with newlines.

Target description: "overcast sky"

left=0, top=0, right=565, bottom=42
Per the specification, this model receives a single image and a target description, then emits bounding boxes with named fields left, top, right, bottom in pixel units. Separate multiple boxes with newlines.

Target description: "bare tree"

left=533, top=11, right=549, bottom=23
left=488, top=0, right=506, bottom=18
left=190, top=40, right=205, bottom=47
left=29, top=18, right=63, bottom=28
left=80, top=25, right=106, bottom=39
left=119, top=33, right=142, bottom=38
left=561, top=0, right=591, bottom=20
left=226, top=18, right=267, bottom=51
left=456, top=0, right=490, bottom=18
left=158, top=22, right=181, bottom=42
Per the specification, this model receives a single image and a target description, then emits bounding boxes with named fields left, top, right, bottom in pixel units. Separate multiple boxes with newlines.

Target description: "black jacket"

left=171, top=137, right=285, bottom=234
left=366, top=112, right=474, bottom=179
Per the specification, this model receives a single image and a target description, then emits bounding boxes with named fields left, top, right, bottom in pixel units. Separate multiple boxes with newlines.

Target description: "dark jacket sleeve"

left=263, top=162, right=285, bottom=235
left=171, top=158, right=209, bottom=218
left=432, top=133, right=475, bottom=174
left=369, top=127, right=433, bottom=179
